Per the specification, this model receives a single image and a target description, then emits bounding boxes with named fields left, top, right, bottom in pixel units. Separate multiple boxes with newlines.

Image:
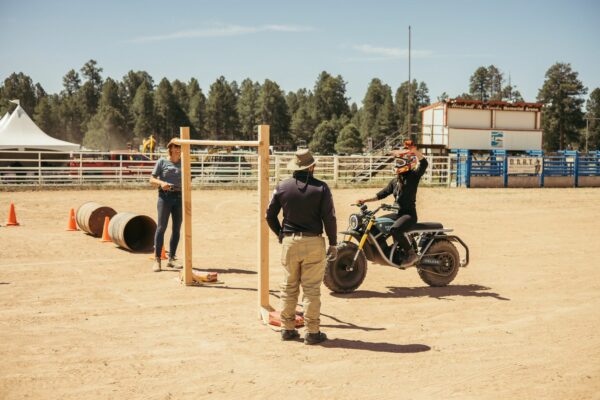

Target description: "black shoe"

left=399, top=250, right=418, bottom=268
left=304, top=331, right=327, bottom=345
left=281, top=329, right=300, bottom=341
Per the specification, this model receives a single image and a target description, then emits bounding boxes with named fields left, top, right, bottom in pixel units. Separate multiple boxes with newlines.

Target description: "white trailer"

left=420, top=99, right=543, bottom=152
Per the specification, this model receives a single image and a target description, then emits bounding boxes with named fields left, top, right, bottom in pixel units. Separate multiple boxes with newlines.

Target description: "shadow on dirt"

left=321, top=339, right=430, bottom=353
left=331, top=284, right=510, bottom=301
left=320, top=312, right=386, bottom=332
left=192, top=267, right=257, bottom=275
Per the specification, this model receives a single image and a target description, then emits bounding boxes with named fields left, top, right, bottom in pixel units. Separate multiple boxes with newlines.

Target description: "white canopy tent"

left=0, top=105, right=79, bottom=151
left=0, top=112, right=9, bottom=131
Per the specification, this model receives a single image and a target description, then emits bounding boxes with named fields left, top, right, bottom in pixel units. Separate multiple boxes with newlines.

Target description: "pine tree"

left=120, top=70, right=154, bottom=131
left=154, top=78, right=190, bottom=143
left=206, top=76, right=239, bottom=140
left=313, top=71, right=350, bottom=124
left=335, top=123, right=363, bottom=154
left=131, top=84, right=156, bottom=141
left=469, top=67, right=490, bottom=101
left=361, top=79, right=398, bottom=145
left=309, top=119, right=341, bottom=154
left=172, top=79, right=189, bottom=114
left=257, top=80, right=290, bottom=145
left=83, top=78, right=129, bottom=151
left=585, top=88, right=600, bottom=151
left=487, top=65, right=504, bottom=101
left=78, top=60, right=104, bottom=130
left=0, top=72, right=38, bottom=114
left=237, top=79, right=261, bottom=140
left=288, top=89, right=317, bottom=146
left=188, top=91, right=207, bottom=139
left=58, top=70, right=85, bottom=143
left=537, top=62, right=587, bottom=150
left=34, top=95, right=59, bottom=138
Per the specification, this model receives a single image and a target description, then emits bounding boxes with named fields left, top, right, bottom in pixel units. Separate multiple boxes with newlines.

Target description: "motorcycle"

left=324, top=203, right=470, bottom=293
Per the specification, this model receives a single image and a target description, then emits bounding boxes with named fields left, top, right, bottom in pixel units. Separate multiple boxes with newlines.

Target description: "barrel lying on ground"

left=76, top=202, right=117, bottom=236
left=108, top=212, right=156, bottom=252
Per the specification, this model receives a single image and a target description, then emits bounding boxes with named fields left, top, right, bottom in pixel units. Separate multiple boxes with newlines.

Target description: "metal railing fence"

left=0, top=150, right=453, bottom=188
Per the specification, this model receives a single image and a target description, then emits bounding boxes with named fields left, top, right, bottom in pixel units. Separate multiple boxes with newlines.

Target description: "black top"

left=266, top=171, right=337, bottom=246
left=376, top=158, right=428, bottom=215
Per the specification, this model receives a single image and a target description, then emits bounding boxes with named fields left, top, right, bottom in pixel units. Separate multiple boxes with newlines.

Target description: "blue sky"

left=1, top=0, right=599, bottom=105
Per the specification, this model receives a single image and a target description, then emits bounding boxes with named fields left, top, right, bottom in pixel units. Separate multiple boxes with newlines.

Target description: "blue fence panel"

left=578, top=153, right=600, bottom=176
left=470, top=159, right=504, bottom=176
left=543, top=155, right=575, bottom=177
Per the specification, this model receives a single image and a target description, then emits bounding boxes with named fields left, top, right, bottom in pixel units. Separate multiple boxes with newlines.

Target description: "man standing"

left=266, top=149, right=337, bottom=345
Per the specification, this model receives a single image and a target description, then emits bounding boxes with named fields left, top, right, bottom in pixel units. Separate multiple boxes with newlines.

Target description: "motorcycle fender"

left=340, top=230, right=363, bottom=242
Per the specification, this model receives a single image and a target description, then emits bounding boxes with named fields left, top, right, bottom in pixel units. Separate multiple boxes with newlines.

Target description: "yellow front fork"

left=357, top=218, right=375, bottom=250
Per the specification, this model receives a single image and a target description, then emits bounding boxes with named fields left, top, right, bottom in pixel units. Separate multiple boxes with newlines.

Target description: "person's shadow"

left=193, top=267, right=256, bottom=275
left=331, top=284, right=510, bottom=301
left=321, top=339, right=430, bottom=353
left=320, top=312, right=386, bottom=332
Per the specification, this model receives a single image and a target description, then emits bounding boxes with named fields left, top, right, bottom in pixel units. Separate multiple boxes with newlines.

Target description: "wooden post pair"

left=175, top=126, right=272, bottom=319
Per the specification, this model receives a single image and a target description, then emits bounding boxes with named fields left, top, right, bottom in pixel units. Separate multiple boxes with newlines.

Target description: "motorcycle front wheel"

left=324, top=241, right=367, bottom=293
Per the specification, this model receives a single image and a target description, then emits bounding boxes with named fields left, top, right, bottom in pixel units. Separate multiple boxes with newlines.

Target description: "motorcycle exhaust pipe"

left=419, top=256, right=442, bottom=267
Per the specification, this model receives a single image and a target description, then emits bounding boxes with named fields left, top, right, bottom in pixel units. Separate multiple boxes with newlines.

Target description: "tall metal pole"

left=407, top=25, right=411, bottom=140
left=587, top=118, right=590, bottom=153
left=585, top=117, right=600, bottom=154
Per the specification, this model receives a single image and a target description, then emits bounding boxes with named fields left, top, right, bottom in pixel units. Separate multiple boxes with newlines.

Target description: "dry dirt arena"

left=1, top=187, right=599, bottom=399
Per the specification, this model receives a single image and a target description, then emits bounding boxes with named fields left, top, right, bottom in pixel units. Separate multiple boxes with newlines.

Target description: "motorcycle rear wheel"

left=324, top=241, right=367, bottom=293
left=417, top=240, right=460, bottom=287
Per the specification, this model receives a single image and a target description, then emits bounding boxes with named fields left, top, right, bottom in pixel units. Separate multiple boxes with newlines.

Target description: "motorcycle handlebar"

left=351, top=203, right=399, bottom=214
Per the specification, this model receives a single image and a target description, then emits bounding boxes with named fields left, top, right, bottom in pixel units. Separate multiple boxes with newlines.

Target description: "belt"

left=159, top=188, right=182, bottom=193
left=283, top=232, right=321, bottom=237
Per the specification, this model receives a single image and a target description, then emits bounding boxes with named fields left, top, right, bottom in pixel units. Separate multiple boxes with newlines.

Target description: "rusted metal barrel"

left=108, top=212, right=156, bottom=252
left=76, top=202, right=117, bottom=236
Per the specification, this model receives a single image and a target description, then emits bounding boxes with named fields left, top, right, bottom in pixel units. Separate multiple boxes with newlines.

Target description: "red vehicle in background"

left=69, top=151, right=154, bottom=176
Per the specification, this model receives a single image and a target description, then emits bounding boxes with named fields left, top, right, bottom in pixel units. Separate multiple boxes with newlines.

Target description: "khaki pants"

left=280, top=235, right=326, bottom=333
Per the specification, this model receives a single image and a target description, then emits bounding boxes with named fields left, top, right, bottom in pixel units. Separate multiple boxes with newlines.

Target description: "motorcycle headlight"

left=349, top=214, right=361, bottom=230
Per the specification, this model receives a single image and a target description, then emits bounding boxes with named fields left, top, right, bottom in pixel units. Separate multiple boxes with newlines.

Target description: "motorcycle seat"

left=410, top=222, right=444, bottom=230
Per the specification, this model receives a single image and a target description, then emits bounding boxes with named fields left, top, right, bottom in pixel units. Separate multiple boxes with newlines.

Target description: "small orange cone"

left=149, top=245, right=169, bottom=260
left=6, top=202, right=19, bottom=226
left=66, top=208, right=78, bottom=231
left=101, top=216, right=111, bottom=242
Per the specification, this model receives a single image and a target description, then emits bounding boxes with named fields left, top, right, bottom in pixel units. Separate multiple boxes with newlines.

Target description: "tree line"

left=0, top=60, right=598, bottom=153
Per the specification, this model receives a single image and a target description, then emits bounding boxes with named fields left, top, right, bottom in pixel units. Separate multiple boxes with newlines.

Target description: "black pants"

left=383, top=212, right=417, bottom=252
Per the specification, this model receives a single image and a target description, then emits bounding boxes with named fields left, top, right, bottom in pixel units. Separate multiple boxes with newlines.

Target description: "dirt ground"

left=1, top=187, right=599, bottom=399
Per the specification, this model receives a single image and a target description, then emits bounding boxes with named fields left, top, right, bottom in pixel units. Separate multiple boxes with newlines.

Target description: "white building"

left=420, top=99, right=543, bottom=153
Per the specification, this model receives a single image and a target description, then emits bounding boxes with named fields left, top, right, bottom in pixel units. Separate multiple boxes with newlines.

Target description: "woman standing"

left=149, top=138, right=182, bottom=272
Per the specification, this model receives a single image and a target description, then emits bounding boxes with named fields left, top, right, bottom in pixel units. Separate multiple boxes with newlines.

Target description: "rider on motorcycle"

left=356, top=141, right=428, bottom=267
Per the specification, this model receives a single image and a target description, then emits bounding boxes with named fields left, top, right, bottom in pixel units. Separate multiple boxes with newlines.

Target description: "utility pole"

left=585, top=117, right=600, bottom=153
left=407, top=25, right=412, bottom=141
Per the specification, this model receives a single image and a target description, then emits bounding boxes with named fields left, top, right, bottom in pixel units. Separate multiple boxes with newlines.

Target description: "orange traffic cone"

left=6, top=202, right=19, bottom=226
left=66, top=208, right=78, bottom=231
left=148, top=245, right=168, bottom=260
left=101, top=216, right=111, bottom=242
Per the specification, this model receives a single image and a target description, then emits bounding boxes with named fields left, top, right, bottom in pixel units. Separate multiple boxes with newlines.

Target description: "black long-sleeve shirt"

left=265, top=171, right=337, bottom=246
left=376, top=158, right=428, bottom=215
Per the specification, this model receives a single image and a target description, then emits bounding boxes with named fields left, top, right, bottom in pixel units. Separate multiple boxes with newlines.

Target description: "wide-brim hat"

left=287, top=149, right=316, bottom=171
left=167, top=138, right=181, bottom=149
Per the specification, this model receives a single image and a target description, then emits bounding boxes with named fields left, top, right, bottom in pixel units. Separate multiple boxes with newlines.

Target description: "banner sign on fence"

left=508, top=157, right=542, bottom=175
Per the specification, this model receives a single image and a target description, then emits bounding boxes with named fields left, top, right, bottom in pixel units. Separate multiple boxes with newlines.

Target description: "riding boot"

left=399, top=248, right=418, bottom=268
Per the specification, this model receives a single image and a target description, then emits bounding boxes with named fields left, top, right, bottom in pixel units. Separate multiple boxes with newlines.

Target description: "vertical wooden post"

left=180, top=127, right=193, bottom=285
left=257, top=125, right=272, bottom=314
left=333, top=155, right=339, bottom=187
